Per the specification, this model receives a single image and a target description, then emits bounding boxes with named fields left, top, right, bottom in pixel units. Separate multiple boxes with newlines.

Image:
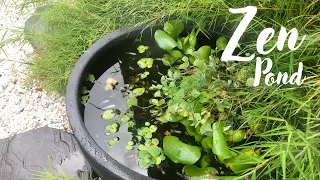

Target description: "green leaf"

left=102, top=110, right=116, bottom=120
left=81, top=95, right=88, bottom=101
left=169, top=50, right=184, bottom=60
left=189, top=29, right=197, bottom=48
left=246, top=78, right=255, bottom=87
left=179, top=62, right=189, bottom=70
left=224, top=149, right=261, bottom=174
left=126, top=145, right=134, bottom=150
left=140, top=72, right=150, bottom=79
left=181, top=120, right=203, bottom=142
left=193, top=46, right=211, bottom=62
left=137, top=58, right=153, bottom=68
left=127, top=97, right=138, bottom=107
left=163, top=136, right=201, bottom=165
left=164, top=20, right=184, bottom=37
left=154, top=90, right=161, bottom=97
left=200, top=122, right=212, bottom=135
left=105, top=84, right=114, bottom=91
left=193, top=59, right=205, bottom=68
left=158, top=99, right=165, bottom=106
left=151, top=99, right=158, bottom=106
left=226, top=130, right=246, bottom=143
left=137, top=45, right=149, bottom=53
left=212, top=122, right=234, bottom=159
left=149, top=125, right=158, bottom=132
left=82, top=87, right=89, bottom=94
left=183, top=165, right=217, bottom=178
left=216, top=36, right=228, bottom=50
left=121, top=114, right=131, bottom=122
left=191, top=89, right=201, bottom=98
left=133, top=88, right=145, bottom=96
left=87, top=74, right=95, bottom=83
left=155, top=30, right=178, bottom=51
left=152, top=138, right=159, bottom=146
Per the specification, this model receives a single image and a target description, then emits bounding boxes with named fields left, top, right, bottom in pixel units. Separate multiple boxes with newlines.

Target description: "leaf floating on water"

left=106, top=77, right=118, bottom=85
left=87, top=74, right=95, bottom=83
left=102, top=110, right=116, bottom=120
left=121, top=114, right=131, bottom=122
left=81, top=95, right=89, bottom=105
left=133, top=88, right=145, bottom=96
left=126, top=145, right=134, bottom=150
left=154, top=90, right=161, bottom=97
left=137, top=58, right=154, bottom=69
left=137, top=45, right=149, bottom=53
left=105, top=84, right=114, bottom=91
left=126, top=121, right=134, bottom=128
left=82, top=86, right=89, bottom=94
left=145, top=122, right=151, bottom=126
left=127, top=97, right=138, bottom=107
left=140, top=71, right=150, bottom=79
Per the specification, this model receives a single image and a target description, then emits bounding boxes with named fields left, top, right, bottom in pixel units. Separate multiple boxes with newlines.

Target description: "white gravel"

left=0, top=1, right=70, bottom=139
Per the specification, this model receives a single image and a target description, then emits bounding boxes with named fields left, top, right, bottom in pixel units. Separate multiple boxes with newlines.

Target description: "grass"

left=7, top=0, right=318, bottom=93
left=1, top=0, right=320, bottom=179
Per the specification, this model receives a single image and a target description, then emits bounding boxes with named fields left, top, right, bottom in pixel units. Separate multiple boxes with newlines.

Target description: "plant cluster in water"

left=83, top=19, right=320, bottom=179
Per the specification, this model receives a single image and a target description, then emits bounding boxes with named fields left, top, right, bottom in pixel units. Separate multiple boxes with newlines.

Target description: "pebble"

left=0, top=1, right=71, bottom=139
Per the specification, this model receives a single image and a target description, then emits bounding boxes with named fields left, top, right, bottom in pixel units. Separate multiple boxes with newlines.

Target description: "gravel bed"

left=0, top=1, right=70, bottom=139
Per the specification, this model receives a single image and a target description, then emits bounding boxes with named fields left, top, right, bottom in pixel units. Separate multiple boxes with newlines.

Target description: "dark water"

left=84, top=62, right=148, bottom=176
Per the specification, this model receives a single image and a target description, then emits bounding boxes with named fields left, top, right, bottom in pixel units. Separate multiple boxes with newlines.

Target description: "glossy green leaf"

left=216, top=36, right=228, bottom=50
left=162, top=54, right=174, bottom=66
left=201, top=137, right=213, bottom=150
left=181, top=120, right=203, bottom=142
left=155, top=30, right=178, bottom=51
left=102, top=110, right=115, bottom=120
left=169, top=50, right=184, bottom=60
left=163, top=136, right=201, bottom=165
left=224, top=149, right=261, bottom=174
left=194, top=46, right=211, bottom=62
left=189, top=29, right=197, bottom=48
left=164, top=20, right=184, bottom=37
left=226, top=130, right=246, bottom=143
left=200, top=154, right=212, bottom=168
left=183, top=165, right=217, bottom=178
left=211, top=122, right=234, bottom=159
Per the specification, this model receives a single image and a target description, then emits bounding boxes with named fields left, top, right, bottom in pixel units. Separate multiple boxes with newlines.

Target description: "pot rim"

left=66, top=25, right=153, bottom=180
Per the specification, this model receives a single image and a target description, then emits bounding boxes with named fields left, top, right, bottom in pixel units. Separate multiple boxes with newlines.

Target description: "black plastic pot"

left=66, top=25, right=230, bottom=180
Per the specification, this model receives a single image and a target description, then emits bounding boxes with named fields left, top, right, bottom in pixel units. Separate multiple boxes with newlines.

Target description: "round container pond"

left=66, top=24, right=233, bottom=180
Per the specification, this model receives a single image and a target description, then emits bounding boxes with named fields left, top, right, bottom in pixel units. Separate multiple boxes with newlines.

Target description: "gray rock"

left=0, top=127, right=91, bottom=180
